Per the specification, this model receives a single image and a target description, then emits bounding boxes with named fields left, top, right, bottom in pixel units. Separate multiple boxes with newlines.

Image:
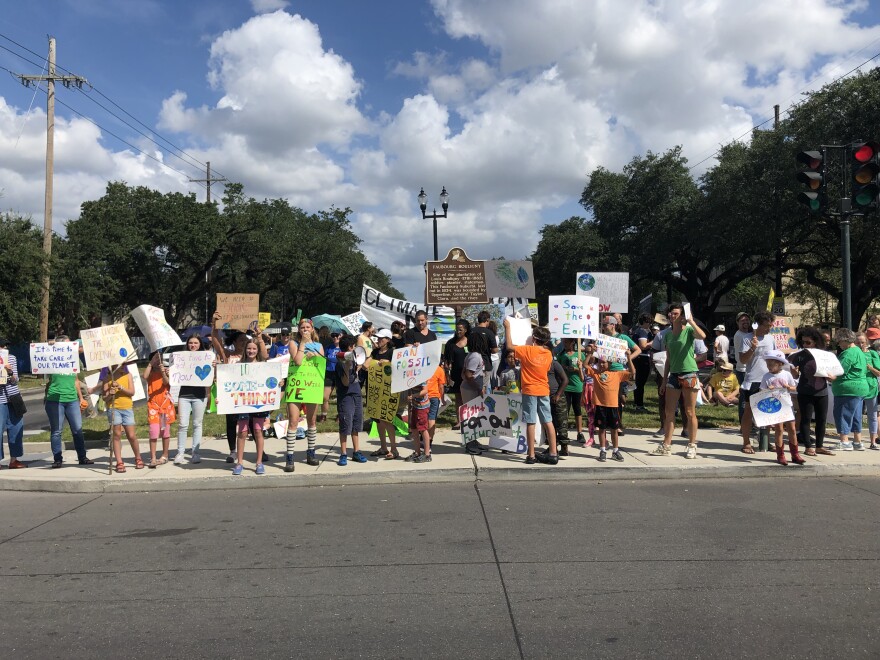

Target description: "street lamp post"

left=418, top=186, right=449, bottom=261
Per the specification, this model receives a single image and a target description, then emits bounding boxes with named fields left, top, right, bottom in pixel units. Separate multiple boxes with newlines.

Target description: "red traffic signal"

left=852, top=141, right=880, bottom=209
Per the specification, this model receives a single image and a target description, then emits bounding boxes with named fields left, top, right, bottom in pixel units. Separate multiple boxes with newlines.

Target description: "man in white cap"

left=713, top=324, right=729, bottom=364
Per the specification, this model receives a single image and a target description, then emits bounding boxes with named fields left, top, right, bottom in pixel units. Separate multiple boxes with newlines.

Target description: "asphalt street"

left=1, top=477, right=879, bottom=659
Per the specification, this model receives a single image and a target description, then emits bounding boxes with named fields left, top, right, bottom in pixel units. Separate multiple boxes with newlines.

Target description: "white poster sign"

left=130, top=305, right=183, bottom=352
left=594, top=334, right=629, bottom=363
left=215, top=362, right=284, bottom=415
left=360, top=284, right=455, bottom=341
left=84, top=364, right=146, bottom=409
left=506, top=316, right=533, bottom=346
left=548, top=296, right=600, bottom=339
left=340, top=311, right=367, bottom=335
left=80, top=324, right=137, bottom=371
left=808, top=348, right=844, bottom=378
left=575, top=272, right=629, bottom=313
left=459, top=394, right=512, bottom=445
left=749, top=389, right=795, bottom=427
left=484, top=260, right=536, bottom=299
left=495, top=394, right=535, bottom=452
left=169, top=351, right=215, bottom=387
left=0, top=349, right=8, bottom=384
left=29, top=342, right=80, bottom=374
left=390, top=340, right=443, bottom=393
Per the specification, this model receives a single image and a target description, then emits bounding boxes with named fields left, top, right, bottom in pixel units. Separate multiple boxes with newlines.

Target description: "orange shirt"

left=426, top=366, right=447, bottom=400
left=585, top=366, right=630, bottom=408
left=514, top=345, right=552, bottom=396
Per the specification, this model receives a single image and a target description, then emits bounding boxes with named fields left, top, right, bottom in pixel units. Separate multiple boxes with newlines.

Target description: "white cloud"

left=250, top=0, right=289, bottom=13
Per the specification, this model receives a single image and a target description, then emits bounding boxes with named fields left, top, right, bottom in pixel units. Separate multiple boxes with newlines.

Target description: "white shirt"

left=733, top=330, right=751, bottom=372
left=760, top=369, right=796, bottom=406
left=714, top=335, right=730, bottom=361
left=740, top=333, right=776, bottom=388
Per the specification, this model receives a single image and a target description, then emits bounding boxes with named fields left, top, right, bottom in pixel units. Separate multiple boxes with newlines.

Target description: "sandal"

left=384, top=450, right=400, bottom=460
left=148, top=459, right=158, bottom=469
left=135, top=458, right=145, bottom=469
left=741, top=445, right=755, bottom=454
left=805, top=448, right=816, bottom=456
left=369, top=448, right=386, bottom=457
left=157, top=457, right=168, bottom=465
left=115, top=461, right=126, bottom=473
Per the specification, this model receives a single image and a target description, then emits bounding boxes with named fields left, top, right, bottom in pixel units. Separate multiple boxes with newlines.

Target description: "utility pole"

left=14, top=37, right=88, bottom=342
left=773, top=104, right=784, bottom=300
left=189, top=161, right=226, bottom=203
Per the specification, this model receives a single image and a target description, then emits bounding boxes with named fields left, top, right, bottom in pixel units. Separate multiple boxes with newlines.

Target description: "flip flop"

left=741, top=445, right=755, bottom=454
left=369, top=448, right=386, bottom=457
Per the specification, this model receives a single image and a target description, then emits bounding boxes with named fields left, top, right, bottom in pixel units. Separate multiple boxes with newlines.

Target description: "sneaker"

left=352, top=451, right=368, bottom=463
left=840, top=441, right=854, bottom=451
left=652, top=443, right=671, bottom=456
left=853, top=442, right=865, bottom=451
left=871, top=444, right=880, bottom=451
left=524, top=455, right=537, bottom=465
left=536, top=452, right=558, bottom=465
left=337, top=454, right=348, bottom=466
left=585, top=436, right=594, bottom=448
left=296, top=427, right=306, bottom=440
left=413, top=453, right=432, bottom=463
left=465, top=440, right=482, bottom=455
left=612, top=449, right=624, bottom=462
left=190, top=452, right=202, bottom=464
left=232, top=463, right=243, bottom=476
left=226, top=452, right=235, bottom=464
left=577, top=432, right=586, bottom=444
left=306, top=449, right=320, bottom=466
left=255, top=463, right=265, bottom=475
left=173, top=453, right=186, bottom=465
left=599, top=449, right=607, bottom=462
left=685, top=443, right=698, bottom=459
left=284, top=453, right=295, bottom=473
left=559, top=444, right=569, bottom=456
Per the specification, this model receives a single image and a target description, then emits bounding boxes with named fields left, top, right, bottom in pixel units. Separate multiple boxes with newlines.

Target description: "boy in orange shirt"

left=426, top=362, right=448, bottom=444
left=584, top=344, right=635, bottom=462
left=503, top=318, right=558, bottom=465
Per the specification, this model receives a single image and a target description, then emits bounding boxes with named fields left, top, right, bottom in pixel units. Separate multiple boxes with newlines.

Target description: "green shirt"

left=608, top=332, right=636, bottom=372
left=45, top=373, right=79, bottom=403
left=865, top=349, right=880, bottom=399
left=558, top=351, right=584, bottom=393
left=664, top=325, right=698, bottom=374
left=831, top=346, right=870, bottom=398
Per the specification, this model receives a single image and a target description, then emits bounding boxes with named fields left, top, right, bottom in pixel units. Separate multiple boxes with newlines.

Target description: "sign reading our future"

left=425, top=247, right=488, bottom=306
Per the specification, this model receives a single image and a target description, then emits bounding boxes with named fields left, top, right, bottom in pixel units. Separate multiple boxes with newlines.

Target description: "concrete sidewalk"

left=3, top=426, right=878, bottom=493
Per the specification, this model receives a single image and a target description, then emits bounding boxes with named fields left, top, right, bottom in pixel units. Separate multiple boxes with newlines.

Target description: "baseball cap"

left=375, top=328, right=393, bottom=339
left=280, top=325, right=292, bottom=335
left=651, top=324, right=660, bottom=332
left=763, top=349, right=787, bottom=364
left=713, top=324, right=725, bottom=332
left=603, top=316, right=618, bottom=325
left=736, top=312, right=750, bottom=322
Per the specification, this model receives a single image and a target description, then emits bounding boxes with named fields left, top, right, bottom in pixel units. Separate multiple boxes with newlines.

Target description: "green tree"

left=0, top=214, right=46, bottom=342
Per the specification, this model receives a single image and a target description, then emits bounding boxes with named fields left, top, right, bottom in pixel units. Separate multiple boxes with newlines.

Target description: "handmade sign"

left=548, top=296, right=600, bottom=339
left=84, top=364, right=146, bottom=409
left=360, top=284, right=455, bottom=341
left=683, top=302, right=692, bottom=321
left=506, top=316, right=533, bottom=346
left=484, top=260, right=536, bottom=299
left=216, top=361, right=284, bottom=415
left=258, top=312, right=272, bottom=330
left=80, top=324, right=137, bottom=371
left=390, top=340, right=442, bottom=393
left=426, top=247, right=488, bottom=306
left=495, top=394, right=534, bottom=452
left=808, top=348, right=844, bottom=378
left=0, top=349, right=8, bottom=384
left=284, top=355, right=326, bottom=404
left=575, top=272, right=629, bottom=313
left=366, top=362, right=400, bottom=422
left=29, top=342, right=80, bottom=374
left=169, top=351, right=215, bottom=387
left=528, top=303, right=539, bottom=322
left=130, top=305, right=183, bottom=353
left=749, top=389, right=794, bottom=427
left=216, top=293, right=259, bottom=331
left=341, top=311, right=366, bottom=335
left=594, top=334, right=629, bottom=363
left=769, top=316, right=798, bottom=354
left=459, top=394, right=512, bottom=445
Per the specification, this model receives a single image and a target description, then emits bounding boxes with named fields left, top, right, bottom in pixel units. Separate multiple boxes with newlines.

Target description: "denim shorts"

left=521, top=394, right=552, bottom=424
left=107, top=408, right=135, bottom=426
left=428, top=397, right=441, bottom=421
left=666, top=372, right=699, bottom=390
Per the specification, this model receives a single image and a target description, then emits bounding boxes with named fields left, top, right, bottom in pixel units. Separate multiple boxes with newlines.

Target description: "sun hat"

left=762, top=349, right=787, bottom=364
left=713, top=324, right=725, bottom=332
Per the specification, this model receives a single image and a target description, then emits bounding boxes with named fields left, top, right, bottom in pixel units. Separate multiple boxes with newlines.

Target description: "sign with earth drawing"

left=484, top=260, right=535, bottom=299
left=575, top=272, right=629, bottom=313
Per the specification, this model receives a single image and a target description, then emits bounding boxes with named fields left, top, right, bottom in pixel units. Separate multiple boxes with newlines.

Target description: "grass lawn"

left=16, top=375, right=47, bottom=390
left=25, top=382, right=740, bottom=443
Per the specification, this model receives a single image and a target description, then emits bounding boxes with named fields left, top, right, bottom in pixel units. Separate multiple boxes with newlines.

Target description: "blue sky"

left=2, top=0, right=880, bottom=301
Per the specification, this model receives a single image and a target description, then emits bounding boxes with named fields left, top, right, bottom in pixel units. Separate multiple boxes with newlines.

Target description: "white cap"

left=763, top=349, right=787, bottom=364
left=375, top=328, right=392, bottom=339
left=713, top=324, right=725, bottom=332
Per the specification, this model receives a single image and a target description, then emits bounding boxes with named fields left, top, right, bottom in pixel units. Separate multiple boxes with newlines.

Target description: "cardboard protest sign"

left=594, top=334, right=629, bottom=363
left=216, top=361, right=284, bottom=415
left=130, top=305, right=183, bottom=353
left=769, top=316, right=798, bottom=354
left=216, top=293, right=259, bottom=331
left=484, top=260, right=536, bottom=299
left=360, top=285, right=455, bottom=341
left=80, top=324, right=137, bottom=371
left=169, top=351, right=215, bottom=387
left=84, top=364, right=146, bottom=409
left=575, top=272, right=629, bottom=312
left=366, top=362, right=400, bottom=422
left=284, top=355, right=326, bottom=404
left=462, top=303, right=506, bottom=344
left=459, top=394, right=512, bottom=445
left=29, top=341, right=80, bottom=374
left=808, top=348, right=844, bottom=378
left=749, top=389, right=794, bottom=427
left=548, top=296, right=600, bottom=339
left=390, top=340, right=442, bottom=393
left=506, top=316, right=533, bottom=346
left=341, top=312, right=366, bottom=335
left=258, top=312, right=272, bottom=330
left=0, top=349, right=8, bottom=384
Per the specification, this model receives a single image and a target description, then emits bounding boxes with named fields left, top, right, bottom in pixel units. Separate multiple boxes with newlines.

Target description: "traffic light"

left=795, top=149, right=826, bottom=214
left=852, top=141, right=880, bottom=209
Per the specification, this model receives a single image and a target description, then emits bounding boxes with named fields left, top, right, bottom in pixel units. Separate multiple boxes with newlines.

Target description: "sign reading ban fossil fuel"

left=216, top=362, right=285, bottom=415
left=390, top=340, right=442, bottom=393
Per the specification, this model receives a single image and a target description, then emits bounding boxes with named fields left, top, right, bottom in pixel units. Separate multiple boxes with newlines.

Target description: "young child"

left=426, top=362, right=448, bottom=444
left=497, top=351, right=521, bottom=394
left=548, top=355, right=569, bottom=453
left=759, top=349, right=804, bottom=466
left=406, top=381, right=432, bottom=463
left=335, top=335, right=367, bottom=466
left=580, top=342, right=597, bottom=447
left=584, top=345, right=634, bottom=462
left=233, top=337, right=269, bottom=475
left=704, top=359, right=740, bottom=407
left=143, top=351, right=175, bottom=468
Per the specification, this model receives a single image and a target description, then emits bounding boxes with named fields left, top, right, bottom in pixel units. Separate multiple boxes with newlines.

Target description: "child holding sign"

left=584, top=345, right=634, bottom=462
left=759, top=350, right=803, bottom=466
left=233, top=338, right=270, bottom=475
left=99, top=364, right=143, bottom=472
left=144, top=351, right=176, bottom=468
left=335, top=336, right=367, bottom=466
left=285, top=319, right=325, bottom=471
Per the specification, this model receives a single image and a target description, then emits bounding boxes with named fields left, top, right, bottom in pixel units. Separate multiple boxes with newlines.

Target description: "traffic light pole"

left=840, top=199, right=852, bottom=331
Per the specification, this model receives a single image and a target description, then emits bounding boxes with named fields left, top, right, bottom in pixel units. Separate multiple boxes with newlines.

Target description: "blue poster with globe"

left=749, top=389, right=794, bottom=427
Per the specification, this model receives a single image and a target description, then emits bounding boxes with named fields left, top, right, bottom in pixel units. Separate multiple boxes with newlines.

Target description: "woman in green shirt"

left=857, top=332, right=880, bottom=449
left=830, top=328, right=869, bottom=450
left=44, top=335, right=93, bottom=468
left=655, top=303, right=706, bottom=459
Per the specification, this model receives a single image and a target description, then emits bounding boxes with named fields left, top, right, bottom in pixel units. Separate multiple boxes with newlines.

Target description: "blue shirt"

left=268, top=341, right=290, bottom=359
left=335, top=360, right=361, bottom=398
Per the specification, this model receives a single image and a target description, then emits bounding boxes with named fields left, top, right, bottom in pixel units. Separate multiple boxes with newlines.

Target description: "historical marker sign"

left=425, top=247, right=488, bottom=306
